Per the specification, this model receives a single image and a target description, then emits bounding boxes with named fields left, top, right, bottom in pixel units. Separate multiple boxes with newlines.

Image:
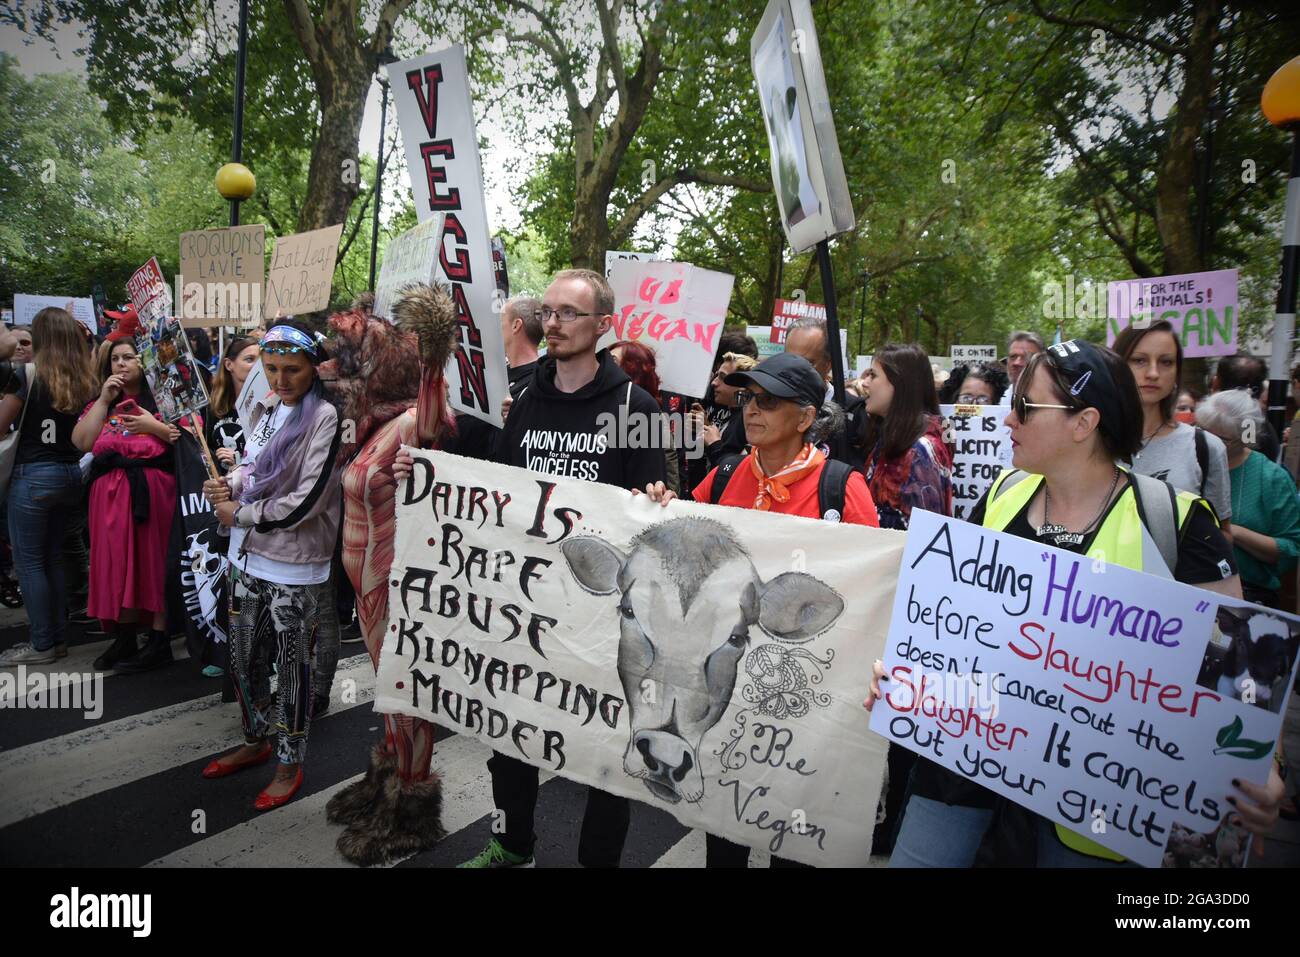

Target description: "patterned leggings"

left=228, top=566, right=328, bottom=765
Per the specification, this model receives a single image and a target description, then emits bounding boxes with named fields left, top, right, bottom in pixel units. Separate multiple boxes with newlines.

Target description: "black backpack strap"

left=1193, top=426, right=1209, bottom=494
left=817, top=458, right=853, bottom=521
left=709, top=453, right=746, bottom=504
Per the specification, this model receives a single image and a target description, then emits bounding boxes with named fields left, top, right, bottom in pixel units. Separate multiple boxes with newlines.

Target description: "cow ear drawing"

left=560, top=536, right=627, bottom=596
left=757, top=573, right=844, bottom=642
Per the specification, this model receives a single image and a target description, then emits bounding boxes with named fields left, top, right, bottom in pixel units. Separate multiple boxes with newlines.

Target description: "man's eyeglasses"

left=737, top=390, right=791, bottom=412
left=532, top=306, right=604, bottom=324
left=1012, top=391, right=1075, bottom=423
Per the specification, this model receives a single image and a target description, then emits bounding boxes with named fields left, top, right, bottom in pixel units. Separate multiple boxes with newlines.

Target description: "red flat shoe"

left=254, top=767, right=303, bottom=811
left=202, top=743, right=273, bottom=779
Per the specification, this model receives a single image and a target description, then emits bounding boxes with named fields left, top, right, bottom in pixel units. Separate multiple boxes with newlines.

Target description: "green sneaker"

left=457, top=838, right=535, bottom=868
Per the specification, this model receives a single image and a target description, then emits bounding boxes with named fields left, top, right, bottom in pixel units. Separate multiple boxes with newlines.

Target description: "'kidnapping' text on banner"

left=376, top=450, right=905, bottom=866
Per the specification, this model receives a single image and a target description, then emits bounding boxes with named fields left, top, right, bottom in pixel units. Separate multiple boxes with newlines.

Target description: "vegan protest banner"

left=1106, top=269, right=1238, bottom=358
left=940, top=404, right=1013, bottom=520
left=13, top=294, right=95, bottom=335
left=747, top=325, right=784, bottom=360
left=263, top=224, right=343, bottom=320
left=178, top=224, right=265, bottom=326
left=167, top=429, right=229, bottom=661
left=602, top=260, right=735, bottom=397
left=869, top=509, right=1300, bottom=867
left=771, top=298, right=827, bottom=344
left=389, top=45, right=508, bottom=428
left=126, top=257, right=173, bottom=329
left=951, top=345, right=997, bottom=363
left=372, top=215, right=446, bottom=321
left=375, top=450, right=906, bottom=866
left=137, top=316, right=211, bottom=425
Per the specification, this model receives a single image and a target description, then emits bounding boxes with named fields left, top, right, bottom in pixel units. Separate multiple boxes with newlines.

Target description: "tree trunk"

left=298, top=69, right=371, bottom=232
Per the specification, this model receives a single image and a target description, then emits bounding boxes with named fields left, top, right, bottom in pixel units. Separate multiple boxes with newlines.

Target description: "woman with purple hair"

left=200, top=321, right=343, bottom=811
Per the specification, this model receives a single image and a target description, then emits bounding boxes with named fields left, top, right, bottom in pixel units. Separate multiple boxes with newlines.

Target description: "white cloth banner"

left=601, top=260, right=735, bottom=398
left=388, top=46, right=508, bottom=428
left=375, top=449, right=905, bottom=866
left=373, top=214, right=446, bottom=321
left=940, top=404, right=1013, bottom=520
left=870, top=510, right=1300, bottom=867
left=13, top=294, right=95, bottom=335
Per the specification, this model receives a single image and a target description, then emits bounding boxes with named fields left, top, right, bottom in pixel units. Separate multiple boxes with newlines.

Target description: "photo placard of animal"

left=375, top=450, right=906, bottom=866
left=940, top=404, right=1013, bottom=520
left=870, top=510, right=1300, bottom=867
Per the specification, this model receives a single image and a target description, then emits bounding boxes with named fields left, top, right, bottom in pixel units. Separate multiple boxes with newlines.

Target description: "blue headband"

left=262, top=325, right=319, bottom=359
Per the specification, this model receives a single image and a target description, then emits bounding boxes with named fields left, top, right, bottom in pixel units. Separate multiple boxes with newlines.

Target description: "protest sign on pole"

left=13, top=294, right=96, bottom=336
left=770, top=298, right=827, bottom=344
left=604, top=249, right=660, bottom=280
left=602, top=260, right=735, bottom=397
left=951, top=344, right=997, bottom=363
left=126, top=257, right=173, bottom=330
left=262, top=223, right=343, bottom=321
left=870, top=509, right=1300, bottom=867
left=747, top=325, right=784, bottom=360
left=178, top=224, right=265, bottom=327
left=388, top=45, right=508, bottom=428
left=377, top=450, right=905, bottom=866
left=492, top=236, right=510, bottom=296
left=372, top=214, right=446, bottom=321
left=940, top=403, right=1013, bottom=520
left=1106, top=269, right=1238, bottom=357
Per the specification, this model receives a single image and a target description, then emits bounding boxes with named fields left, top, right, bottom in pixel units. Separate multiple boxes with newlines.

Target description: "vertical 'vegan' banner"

left=376, top=450, right=905, bottom=866
left=388, top=46, right=508, bottom=428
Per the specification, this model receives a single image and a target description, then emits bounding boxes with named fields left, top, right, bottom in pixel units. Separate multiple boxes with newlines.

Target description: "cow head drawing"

left=560, top=517, right=843, bottom=805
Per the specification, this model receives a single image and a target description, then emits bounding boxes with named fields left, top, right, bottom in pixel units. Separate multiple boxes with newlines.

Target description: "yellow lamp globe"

left=1261, top=56, right=1300, bottom=128
left=215, top=163, right=256, bottom=201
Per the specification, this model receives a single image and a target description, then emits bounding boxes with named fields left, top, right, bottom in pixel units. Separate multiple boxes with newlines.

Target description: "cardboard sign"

left=940, top=404, right=1012, bottom=520
left=1106, top=269, right=1238, bottom=358
left=372, top=215, right=446, bottom=321
left=604, top=249, right=660, bottom=280
left=600, top=260, right=735, bottom=398
left=12, top=294, right=96, bottom=335
left=951, top=345, right=997, bottom=363
left=389, top=46, right=508, bottom=428
left=126, top=257, right=173, bottom=329
left=263, top=224, right=343, bottom=321
left=377, top=450, right=906, bottom=866
left=771, top=298, right=827, bottom=344
left=870, top=510, right=1299, bottom=867
left=178, top=224, right=266, bottom=326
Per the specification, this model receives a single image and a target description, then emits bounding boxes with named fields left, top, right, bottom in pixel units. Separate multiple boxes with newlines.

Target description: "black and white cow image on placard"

left=560, top=517, right=844, bottom=805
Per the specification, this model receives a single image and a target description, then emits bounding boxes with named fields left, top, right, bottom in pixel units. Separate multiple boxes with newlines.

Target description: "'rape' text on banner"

left=376, top=449, right=905, bottom=866
left=869, top=509, right=1298, bottom=867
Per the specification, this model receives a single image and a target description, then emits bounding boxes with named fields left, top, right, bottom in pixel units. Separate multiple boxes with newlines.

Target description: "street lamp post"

left=1262, top=56, right=1300, bottom=439
left=368, top=47, right=399, bottom=292
left=229, top=0, right=250, bottom=228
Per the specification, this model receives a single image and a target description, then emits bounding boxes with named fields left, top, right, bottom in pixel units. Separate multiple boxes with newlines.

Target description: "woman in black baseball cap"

left=868, top=338, right=1286, bottom=868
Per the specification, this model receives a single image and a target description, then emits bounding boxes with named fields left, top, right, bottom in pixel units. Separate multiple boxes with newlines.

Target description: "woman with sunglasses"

left=639, top=352, right=879, bottom=866
left=200, top=322, right=342, bottom=811
left=867, top=339, right=1286, bottom=867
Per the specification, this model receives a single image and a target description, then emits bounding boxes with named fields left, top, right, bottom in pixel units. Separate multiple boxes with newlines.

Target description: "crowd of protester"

left=0, top=276, right=1295, bottom=866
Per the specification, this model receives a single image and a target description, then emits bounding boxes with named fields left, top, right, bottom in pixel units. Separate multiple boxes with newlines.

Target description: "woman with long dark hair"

left=610, top=339, right=680, bottom=494
left=72, top=333, right=185, bottom=672
left=206, top=335, right=260, bottom=474
left=861, top=343, right=953, bottom=531
left=0, top=308, right=99, bottom=666
left=201, top=322, right=342, bottom=810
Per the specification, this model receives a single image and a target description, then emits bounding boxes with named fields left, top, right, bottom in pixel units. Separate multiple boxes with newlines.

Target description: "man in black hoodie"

left=462, top=267, right=666, bottom=868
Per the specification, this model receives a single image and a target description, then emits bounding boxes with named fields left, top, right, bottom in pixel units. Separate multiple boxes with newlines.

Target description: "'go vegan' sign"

left=1106, top=268, right=1238, bottom=358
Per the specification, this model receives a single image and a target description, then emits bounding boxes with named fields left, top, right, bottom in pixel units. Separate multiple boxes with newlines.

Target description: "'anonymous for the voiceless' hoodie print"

left=496, top=350, right=667, bottom=492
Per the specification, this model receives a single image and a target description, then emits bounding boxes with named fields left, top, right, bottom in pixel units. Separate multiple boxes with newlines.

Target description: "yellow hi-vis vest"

left=982, top=467, right=1210, bottom=862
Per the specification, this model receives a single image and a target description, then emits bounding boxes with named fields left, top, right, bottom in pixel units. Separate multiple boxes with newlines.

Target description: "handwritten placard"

left=951, top=344, right=997, bottom=363
left=870, top=510, right=1299, bottom=867
left=263, top=224, right=343, bottom=320
left=1106, top=269, right=1238, bottom=358
left=373, top=215, right=446, bottom=322
left=178, top=224, right=266, bottom=326
left=13, top=294, right=96, bottom=336
left=941, top=404, right=1012, bottom=520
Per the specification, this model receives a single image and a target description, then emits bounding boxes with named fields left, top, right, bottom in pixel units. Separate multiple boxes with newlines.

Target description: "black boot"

left=115, top=629, right=174, bottom=673
left=93, top=623, right=138, bottom=671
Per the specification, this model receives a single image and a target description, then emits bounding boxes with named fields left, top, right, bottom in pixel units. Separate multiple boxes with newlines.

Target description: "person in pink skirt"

left=72, top=333, right=183, bottom=673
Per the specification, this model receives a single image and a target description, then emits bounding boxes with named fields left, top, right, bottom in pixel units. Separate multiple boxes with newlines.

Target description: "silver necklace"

left=1038, top=466, right=1121, bottom=547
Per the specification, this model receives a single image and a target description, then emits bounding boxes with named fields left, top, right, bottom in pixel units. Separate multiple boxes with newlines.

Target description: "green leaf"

left=1215, top=715, right=1243, bottom=748
left=1214, top=738, right=1275, bottom=761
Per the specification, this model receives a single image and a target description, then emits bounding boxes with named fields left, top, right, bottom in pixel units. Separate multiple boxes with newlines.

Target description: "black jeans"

left=487, top=750, right=630, bottom=866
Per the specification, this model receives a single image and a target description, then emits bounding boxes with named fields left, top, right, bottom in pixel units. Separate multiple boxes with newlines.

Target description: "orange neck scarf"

left=748, top=444, right=823, bottom=510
